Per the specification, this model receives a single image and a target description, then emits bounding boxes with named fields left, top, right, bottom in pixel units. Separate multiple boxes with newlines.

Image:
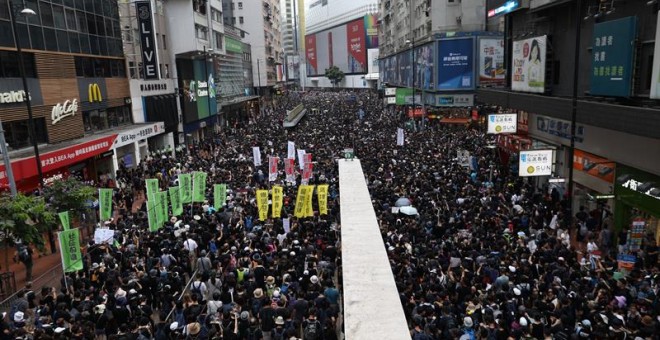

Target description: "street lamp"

left=567, top=0, right=583, bottom=228
left=8, top=1, right=41, bottom=189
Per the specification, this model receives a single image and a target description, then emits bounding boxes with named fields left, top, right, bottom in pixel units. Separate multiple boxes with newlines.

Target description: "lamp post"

left=567, top=0, right=583, bottom=229
left=0, top=118, right=17, bottom=196
left=256, top=59, right=262, bottom=97
left=8, top=2, right=41, bottom=189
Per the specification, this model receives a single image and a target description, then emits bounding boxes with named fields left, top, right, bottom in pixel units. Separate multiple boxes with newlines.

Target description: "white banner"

left=478, top=38, right=506, bottom=86
left=94, top=228, right=114, bottom=244
left=252, top=147, right=262, bottom=167
left=384, top=88, right=396, bottom=96
left=113, top=122, right=166, bottom=148
left=396, top=128, right=404, bottom=146
left=368, top=48, right=379, bottom=74
left=512, top=35, right=547, bottom=93
left=457, top=150, right=470, bottom=168
left=651, top=11, right=660, bottom=99
left=487, top=114, right=518, bottom=134
left=283, top=218, right=290, bottom=234
left=287, top=141, right=296, bottom=159
left=385, top=97, right=396, bottom=105
left=297, top=149, right=306, bottom=170
left=519, top=150, right=553, bottom=177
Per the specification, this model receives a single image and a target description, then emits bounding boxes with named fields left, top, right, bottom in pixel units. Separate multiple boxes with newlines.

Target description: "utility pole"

left=0, top=118, right=17, bottom=197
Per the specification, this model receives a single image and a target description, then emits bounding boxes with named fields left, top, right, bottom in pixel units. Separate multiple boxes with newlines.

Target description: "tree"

left=325, top=66, right=345, bottom=87
left=0, top=193, right=55, bottom=272
left=42, top=178, right=96, bottom=214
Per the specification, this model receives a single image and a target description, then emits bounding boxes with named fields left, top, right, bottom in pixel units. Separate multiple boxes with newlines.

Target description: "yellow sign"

left=294, top=185, right=306, bottom=218
left=256, top=189, right=269, bottom=221
left=88, top=83, right=103, bottom=102
left=317, top=184, right=328, bottom=215
left=272, top=185, right=283, bottom=218
left=304, top=185, right=315, bottom=217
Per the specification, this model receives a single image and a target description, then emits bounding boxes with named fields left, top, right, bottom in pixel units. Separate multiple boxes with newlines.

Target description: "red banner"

left=285, top=158, right=295, bottom=183
left=302, top=162, right=313, bottom=184
left=573, top=150, right=615, bottom=183
left=306, top=35, right=317, bottom=74
left=268, top=156, right=279, bottom=182
left=0, top=134, right=117, bottom=186
left=346, top=18, right=366, bottom=73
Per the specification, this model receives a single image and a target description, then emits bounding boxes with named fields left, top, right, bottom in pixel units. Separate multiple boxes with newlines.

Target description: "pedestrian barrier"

left=163, top=268, right=199, bottom=323
left=0, top=263, right=62, bottom=312
left=338, top=159, right=410, bottom=339
left=283, top=103, right=307, bottom=128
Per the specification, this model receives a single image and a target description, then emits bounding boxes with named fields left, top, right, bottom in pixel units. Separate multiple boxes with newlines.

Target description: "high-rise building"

left=224, top=0, right=283, bottom=94
left=303, top=0, right=378, bottom=89
left=162, top=0, right=225, bottom=144
left=0, top=0, right=168, bottom=192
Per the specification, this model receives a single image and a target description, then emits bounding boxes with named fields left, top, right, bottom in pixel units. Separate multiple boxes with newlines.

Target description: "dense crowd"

left=4, top=89, right=659, bottom=340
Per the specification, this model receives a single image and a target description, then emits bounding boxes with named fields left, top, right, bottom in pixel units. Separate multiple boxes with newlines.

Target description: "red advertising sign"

left=346, top=18, right=367, bottom=73
left=306, top=35, right=318, bottom=74
left=573, top=149, right=615, bottom=183
left=0, top=134, right=117, bottom=186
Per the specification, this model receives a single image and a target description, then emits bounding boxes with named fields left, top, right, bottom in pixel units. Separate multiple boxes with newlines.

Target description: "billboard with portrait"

left=286, top=55, right=300, bottom=80
left=414, top=43, right=435, bottom=90
left=306, top=35, right=318, bottom=75
left=478, top=37, right=506, bottom=86
left=368, top=49, right=379, bottom=75
left=177, top=58, right=217, bottom=124
left=512, top=35, right=546, bottom=93
left=590, top=16, right=637, bottom=97
left=437, top=38, right=474, bottom=90
left=305, top=17, right=368, bottom=76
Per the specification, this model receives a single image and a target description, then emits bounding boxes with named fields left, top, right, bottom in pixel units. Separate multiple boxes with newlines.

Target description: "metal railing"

left=163, top=268, right=199, bottom=323
left=0, top=263, right=63, bottom=312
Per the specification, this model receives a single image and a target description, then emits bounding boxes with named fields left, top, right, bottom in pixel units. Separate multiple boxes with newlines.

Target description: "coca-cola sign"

left=51, top=99, right=78, bottom=125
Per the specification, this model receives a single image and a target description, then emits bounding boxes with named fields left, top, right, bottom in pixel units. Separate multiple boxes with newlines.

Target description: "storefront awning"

left=439, top=117, right=470, bottom=124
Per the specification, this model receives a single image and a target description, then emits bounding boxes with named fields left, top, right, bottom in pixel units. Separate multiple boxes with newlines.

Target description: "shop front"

left=129, top=79, right=178, bottom=151
left=77, top=78, right=133, bottom=135
left=572, top=149, right=616, bottom=216
left=176, top=56, right=218, bottom=145
left=614, top=165, right=660, bottom=242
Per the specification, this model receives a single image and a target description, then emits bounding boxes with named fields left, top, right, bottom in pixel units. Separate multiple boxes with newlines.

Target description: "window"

left=2, top=118, right=47, bottom=150
left=195, top=24, right=207, bottom=40
left=162, top=34, right=167, bottom=49
left=211, top=9, right=222, bottom=23
left=0, top=51, right=36, bottom=78
left=231, top=2, right=234, bottom=10
left=74, top=56, right=125, bottom=77
left=239, top=16, right=243, bottom=24
left=40, top=1, right=53, bottom=27
left=65, top=8, right=77, bottom=31
left=231, top=17, right=236, bottom=25
left=238, top=2, right=242, bottom=9
left=214, top=31, right=223, bottom=49
left=52, top=5, right=66, bottom=29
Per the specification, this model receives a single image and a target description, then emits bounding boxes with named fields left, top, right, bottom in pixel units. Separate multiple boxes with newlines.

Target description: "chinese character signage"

left=59, top=229, right=83, bottom=273
left=591, top=16, right=637, bottom=97
left=518, top=150, right=553, bottom=177
left=615, top=165, right=660, bottom=218
left=536, top=115, right=586, bottom=143
left=437, top=38, right=474, bottom=90
left=478, top=38, right=505, bottom=86
left=487, top=113, right=517, bottom=134
left=512, top=35, right=546, bottom=93
left=136, top=1, right=159, bottom=79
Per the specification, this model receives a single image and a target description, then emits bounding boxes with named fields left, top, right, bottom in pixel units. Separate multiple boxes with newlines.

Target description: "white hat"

left=170, top=322, right=179, bottom=331
left=13, top=311, right=24, bottom=323
left=129, top=289, right=138, bottom=295
left=193, top=215, right=201, bottom=221
left=519, top=317, right=528, bottom=327
left=310, top=275, right=319, bottom=284
left=54, top=327, right=66, bottom=334
left=303, top=270, right=309, bottom=276
left=464, top=316, right=473, bottom=328
left=513, top=287, right=522, bottom=296
left=508, top=265, right=516, bottom=273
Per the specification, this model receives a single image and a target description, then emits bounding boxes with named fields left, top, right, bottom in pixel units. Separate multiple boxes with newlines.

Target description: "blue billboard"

left=590, top=16, right=637, bottom=97
left=437, top=38, right=475, bottom=91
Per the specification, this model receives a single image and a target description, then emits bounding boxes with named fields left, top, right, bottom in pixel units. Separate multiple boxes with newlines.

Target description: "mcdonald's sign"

left=88, top=83, right=103, bottom=102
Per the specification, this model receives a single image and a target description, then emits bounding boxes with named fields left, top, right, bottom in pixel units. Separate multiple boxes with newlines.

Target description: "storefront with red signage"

left=572, top=149, right=616, bottom=215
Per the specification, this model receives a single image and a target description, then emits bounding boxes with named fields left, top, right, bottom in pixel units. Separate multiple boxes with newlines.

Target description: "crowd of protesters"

left=4, top=88, right=659, bottom=340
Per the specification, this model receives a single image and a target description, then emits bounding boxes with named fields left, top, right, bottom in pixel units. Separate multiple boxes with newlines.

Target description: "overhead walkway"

left=338, top=159, right=410, bottom=340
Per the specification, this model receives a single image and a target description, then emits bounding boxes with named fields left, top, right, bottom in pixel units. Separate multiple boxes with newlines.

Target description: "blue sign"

left=590, top=16, right=637, bottom=97
left=437, top=38, right=475, bottom=90
left=487, top=0, right=520, bottom=18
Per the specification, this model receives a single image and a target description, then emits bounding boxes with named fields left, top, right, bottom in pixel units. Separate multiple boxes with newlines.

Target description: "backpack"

left=303, top=320, right=321, bottom=340
left=463, top=328, right=476, bottom=340
left=191, top=282, right=203, bottom=301
left=246, top=326, right=262, bottom=340
left=272, top=327, right=286, bottom=340
left=18, top=246, right=29, bottom=263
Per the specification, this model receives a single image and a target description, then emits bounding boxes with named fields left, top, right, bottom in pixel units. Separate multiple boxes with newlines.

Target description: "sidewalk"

left=0, top=241, right=62, bottom=298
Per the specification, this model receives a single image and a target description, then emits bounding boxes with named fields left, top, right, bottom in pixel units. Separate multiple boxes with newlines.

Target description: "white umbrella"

left=399, top=206, right=419, bottom=216
left=395, top=197, right=412, bottom=207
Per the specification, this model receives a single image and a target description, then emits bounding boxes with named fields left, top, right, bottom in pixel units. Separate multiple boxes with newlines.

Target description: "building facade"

left=478, top=0, right=660, bottom=233
left=0, top=0, right=165, bottom=191
left=164, top=0, right=225, bottom=144
left=224, top=0, right=283, bottom=95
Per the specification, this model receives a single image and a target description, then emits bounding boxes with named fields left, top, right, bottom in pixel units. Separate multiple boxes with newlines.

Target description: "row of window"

left=83, top=107, right=132, bottom=134
left=222, top=2, right=243, bottom=10
left=0, top=51, right=37, bottom=78
left=74, top=56, right=126, bottom=78
left=2, top=118, right=47, bottom=151
left=0, top=0, right=118, bottom=20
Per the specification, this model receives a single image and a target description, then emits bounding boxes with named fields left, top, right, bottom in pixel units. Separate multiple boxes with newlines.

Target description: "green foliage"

left=41, top=178, right=96, bottom=213
left=324, top=66, right=345, bottom=87
left=0, top=193, right=55, bottom=250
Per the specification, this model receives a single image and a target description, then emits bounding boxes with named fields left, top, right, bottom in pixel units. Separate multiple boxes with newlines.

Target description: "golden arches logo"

left=88, top=83, right=102, bottom=102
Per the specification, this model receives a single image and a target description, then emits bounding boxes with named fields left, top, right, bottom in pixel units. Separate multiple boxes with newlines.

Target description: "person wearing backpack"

left=14, top=243, right=33, bottom=282
left=302, top=309, right=322, bottom=340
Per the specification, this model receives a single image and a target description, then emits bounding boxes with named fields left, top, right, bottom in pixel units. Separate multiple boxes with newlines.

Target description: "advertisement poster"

left=437, top=38, right=474, bottom=90
left=364, top=14, right=378, bottom=49
left=512, top=35, right=547, bottom=93
left=180, top=58, right=217, bottom=123
left=573, top=150, right=615, bottom=183
left=591, top=16, right=637, bottom=97
left=536, top=115, right=585, bottom=143
left=395, top=88, right=421, bottom=105
left=305, top=35, right=318, bottom=75
left=346, top=18, right=367, bottom=73
left=518, top=149, right=553, bottom=177
left=487, top=113, right=517, bottom=134
left=651, top=11, right=660, bottom=99
left=286, top=55, right=300, bottom=80
left=415, top=43, right=435, bottom=90
left=368, top=49, right=379, bottom=75
left=479, top=38, right=506, bottom=86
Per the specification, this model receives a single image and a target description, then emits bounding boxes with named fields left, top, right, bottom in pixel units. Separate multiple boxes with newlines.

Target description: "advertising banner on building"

left=276, top=64, right=284, bottom=82
left=364, top=14, right=378, bottom=49
left=478, top=38, right=506, bottom=86
left=384, top=88, right=396, bottom=96
left=367, top=49, right=379, bottom=75
left=415, top=43, right=435, bottom=90
left=135, top=1, right=159, bottom=79
left=487, top=0, right=524, bottom=18
left=487, top=113, right=517, bottom=134
left=536, top=115, right=585, bottom=143
left=432, top=94, right=474, bottom=107
left=346, top=18, right=367, bottom=73
left=180, top=58, right=217, bottom=123
left=286, top=55, right=300, bottom=80
left=395, top=88, right=420, bottom=105
left=591, top=17, right=637, bottom=97
left=305, top=35, right=318, bottom=75
left=651, top=11, right=660, bottom=99
left=573, top=150, right=615, bottom=183
left=512, top=35, right=546, bottom=93
left=225, top=36, right=243, bottom=53
left=518, top=149, right=553, bottom=177
left=437, top=38, right=474, bottom=90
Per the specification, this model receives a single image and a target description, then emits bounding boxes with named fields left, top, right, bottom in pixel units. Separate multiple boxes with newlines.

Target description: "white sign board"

left=114, top=122, right=166, bottom=148
left=384, top=88, right=396, bottom=96
left=519, top=149, right=553, bottom=177
left=385, top=97, right=396, bottom=105
left=512, top=35, right=547, bottom=93
left=487, top=114, right=518, bottom=134
left=94, top=228, right=115, bottom=244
